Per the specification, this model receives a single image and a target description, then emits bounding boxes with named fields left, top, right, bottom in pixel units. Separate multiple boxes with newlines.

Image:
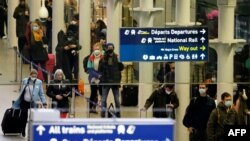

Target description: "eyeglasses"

left=171, top=67, right=175, bottom=69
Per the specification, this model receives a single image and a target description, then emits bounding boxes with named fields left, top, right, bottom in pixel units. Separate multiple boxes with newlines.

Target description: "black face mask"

left=106, top=49, right=114, bottom=55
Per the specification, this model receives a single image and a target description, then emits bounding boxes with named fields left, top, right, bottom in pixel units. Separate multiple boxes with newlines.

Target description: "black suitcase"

left=121, top=85, right=138, bottom=106
left=1, top=108, right=27, bottom=135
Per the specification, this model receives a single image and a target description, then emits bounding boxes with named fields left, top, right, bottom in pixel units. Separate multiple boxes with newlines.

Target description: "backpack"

left=83, top=55, right=90, bottom=73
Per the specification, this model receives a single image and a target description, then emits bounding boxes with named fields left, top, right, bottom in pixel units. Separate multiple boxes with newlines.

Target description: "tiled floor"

left=0, top=39, right=150, bottom=141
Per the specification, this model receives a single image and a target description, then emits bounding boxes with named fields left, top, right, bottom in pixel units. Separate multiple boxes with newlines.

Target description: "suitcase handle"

left=12, top=109, right=22, bottom=117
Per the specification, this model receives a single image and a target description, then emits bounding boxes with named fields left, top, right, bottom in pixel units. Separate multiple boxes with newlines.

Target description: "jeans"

left=90, top=84, right=102, bottom=111
left=101, top=85, right=120, bottom=117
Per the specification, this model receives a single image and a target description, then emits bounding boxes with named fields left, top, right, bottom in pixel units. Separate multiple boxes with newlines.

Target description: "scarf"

left=32, top=30, right=43, bottom=41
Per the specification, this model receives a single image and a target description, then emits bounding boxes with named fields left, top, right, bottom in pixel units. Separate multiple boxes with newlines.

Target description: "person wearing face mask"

left=62, top=30, right=81, bottom=81
left=29, top=20, right=49, bottom=83
left=99, top=43, right=124, bottom=118
left=13, top=0, right=29, bottom=53
left=207, top=92, right=238, bottom=141
left=86, top=43, right=104, bottom=113
left=142, top=84, right=179, bottom=118
left=183, top=83, right=216, bottom=141
left=12, top=69, right=47, bottom=136
left=46, top=69, right=71, bottom=118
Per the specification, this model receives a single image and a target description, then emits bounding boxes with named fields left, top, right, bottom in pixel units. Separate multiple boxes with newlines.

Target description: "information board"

left=120, top=27, right=209, bottom=62
left=31, top=119, right=175, bottom=141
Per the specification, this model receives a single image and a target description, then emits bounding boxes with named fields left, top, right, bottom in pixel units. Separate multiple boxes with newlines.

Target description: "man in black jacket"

left=99, top=43, right=124, bottom=118
left=183, top=83, right=216, bottom=141
left=142, top=84, right=179, bottom=118
left=13, top=0, right=29, bottom=53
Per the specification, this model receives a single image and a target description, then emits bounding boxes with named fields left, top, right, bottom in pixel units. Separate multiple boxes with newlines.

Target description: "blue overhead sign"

left=119, top=27, right=209, bottom=62
left=31, top=119, right=175, bottom=141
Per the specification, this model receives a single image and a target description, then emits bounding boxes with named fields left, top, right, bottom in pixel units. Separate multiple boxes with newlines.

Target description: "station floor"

left=0, top=39, right=149, bottom=140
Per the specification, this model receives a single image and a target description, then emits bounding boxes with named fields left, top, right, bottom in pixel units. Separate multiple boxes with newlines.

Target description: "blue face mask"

left=224, top=101, right=232, bottom=107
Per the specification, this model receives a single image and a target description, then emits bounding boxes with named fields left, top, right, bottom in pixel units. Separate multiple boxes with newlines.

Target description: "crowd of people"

left=1, top=0, right=250, bottom=140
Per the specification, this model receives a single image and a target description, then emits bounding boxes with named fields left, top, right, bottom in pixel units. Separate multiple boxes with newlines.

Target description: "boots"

left=89, top=103, right=98, bottom=114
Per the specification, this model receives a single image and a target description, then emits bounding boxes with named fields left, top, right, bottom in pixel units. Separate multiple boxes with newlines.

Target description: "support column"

left=29, top=0, right=41, bottom=21
left=217, top=45, right=234, bottom=101
left=175, top=0, right=191, bottom=141
left=52, top=0, right=65, bottom=54
left=218, top=0, right=236, bottom=42
left=176, top=0, right=190, bottom=25
left=106, top=0, right=122, bottom=53
left=132, top=0, right=163, bottom=116
left=79, top=0, right=91, bottom=94
left=8, top=0, right=19, bottom=48
left=138, top=0, right=154, bottom=115
left=165, top=0, right=173, bottom=22
left=216, top=0, right=237, bottom=101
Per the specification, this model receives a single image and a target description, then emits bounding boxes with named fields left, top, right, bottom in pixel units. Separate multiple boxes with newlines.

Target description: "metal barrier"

left=13, top=46, right=18, bottom=82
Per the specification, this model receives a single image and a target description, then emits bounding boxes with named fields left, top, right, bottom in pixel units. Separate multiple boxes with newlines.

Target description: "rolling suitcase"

left=46, top=54, right=55, bottom=73
left=121, top=65, right=138, bottom=106
left=121, top=85, right=138, bottom=106
left=1, top=108, right=27, bottom=136
left=37, top=54, right=55, bottom=81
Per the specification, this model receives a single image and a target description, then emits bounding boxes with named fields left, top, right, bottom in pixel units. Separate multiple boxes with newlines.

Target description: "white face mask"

left=199, top=88, right=206, bottom=95
left=30, top=77, right=36, bottom=81
left=211, top=77, right=216, bottom=82
left=32, top=26, right=39, bottom=31
left=94, top=50, right=101, bottom=56
left=165, top=90, right=171, bottom=95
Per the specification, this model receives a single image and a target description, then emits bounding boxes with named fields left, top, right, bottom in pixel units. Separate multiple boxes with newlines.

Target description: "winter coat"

left=144, top=88, right=179, bottom=118
left=183, top=95, right=216, bottom=131
left=30, top=36, right=48, bottom=61
left=99, top=53, right=124, bottom=85
left=12, top=78, right=47, bottom=109
left=87, top=53, right=104, bottom=84
left=207, top=102, right=238, bottom=141
left=13, top=4, right=29, bottom=37
left=46, top=79, right=71, bottom=112
left=55, top=30, right=66, bottom=68
left=63, top=37, right=81, bottom=56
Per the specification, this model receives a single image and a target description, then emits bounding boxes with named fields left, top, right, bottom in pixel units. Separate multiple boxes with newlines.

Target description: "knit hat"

left=106, top=43, right=114, bottom=48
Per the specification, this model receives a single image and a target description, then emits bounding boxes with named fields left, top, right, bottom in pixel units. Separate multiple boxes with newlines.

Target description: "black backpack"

left=83, top=55, right=90, bottom=73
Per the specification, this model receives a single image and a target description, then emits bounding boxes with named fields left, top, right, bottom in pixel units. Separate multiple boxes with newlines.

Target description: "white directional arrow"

left=200, top=37, right=206, bottom=43
left=200, top=53, right=206, bottom=60
left=200, top=29, right=206, bottom=34
left=36, top=125, right=46, bottom=136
